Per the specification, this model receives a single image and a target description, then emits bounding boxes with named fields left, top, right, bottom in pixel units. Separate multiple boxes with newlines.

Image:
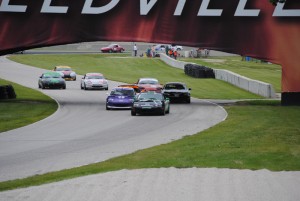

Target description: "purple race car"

left=106, top=87, right=135, bottom=110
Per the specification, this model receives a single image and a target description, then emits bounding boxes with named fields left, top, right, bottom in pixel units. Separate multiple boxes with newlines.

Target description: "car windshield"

left=165, top=84, right=185, bottom=90
left=108, top=44, right=117, bottom=48
left=138, top=93, right=163, bottom=101
left=44, top=74, right=61, bottom=78
left=56, top=68, right=71, bottom=71
left=138, top=79, right=158, bottom=85
left=111, top=89, right=134, bottom=96
left=87, top=75, right=103, bottom=79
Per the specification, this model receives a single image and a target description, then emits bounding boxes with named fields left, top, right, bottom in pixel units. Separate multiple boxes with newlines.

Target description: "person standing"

left=134, top=44, right=138, bottom=57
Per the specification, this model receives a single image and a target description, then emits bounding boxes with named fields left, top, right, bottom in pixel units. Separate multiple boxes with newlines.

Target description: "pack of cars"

left=38, top=68, right=191, bottom=116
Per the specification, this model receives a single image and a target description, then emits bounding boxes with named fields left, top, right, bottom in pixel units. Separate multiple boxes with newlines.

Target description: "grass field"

left=0, top=79, right=57, bottom=132
left=9, top=54, right=262, bottom=99
left=0, top=54, right=298, bottom=191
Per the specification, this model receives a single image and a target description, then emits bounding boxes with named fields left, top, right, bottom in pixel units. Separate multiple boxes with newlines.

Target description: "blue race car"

left=106, top=87, right=135, bottom=110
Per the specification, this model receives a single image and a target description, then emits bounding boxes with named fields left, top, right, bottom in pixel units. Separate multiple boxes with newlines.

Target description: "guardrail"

left=159, top=53, right=276, bottom=98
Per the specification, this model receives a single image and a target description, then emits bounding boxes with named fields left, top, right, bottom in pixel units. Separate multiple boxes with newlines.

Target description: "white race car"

left=81, top=73, right=108, bottom=90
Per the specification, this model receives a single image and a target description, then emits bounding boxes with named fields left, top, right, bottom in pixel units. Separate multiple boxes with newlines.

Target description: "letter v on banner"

left=140, top=0, right=158, bottom=15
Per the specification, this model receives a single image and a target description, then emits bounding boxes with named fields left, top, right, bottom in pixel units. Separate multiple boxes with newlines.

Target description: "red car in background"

left=136, top=78, right=163, bottom=92
left=101, top=44, right=125, bottom=53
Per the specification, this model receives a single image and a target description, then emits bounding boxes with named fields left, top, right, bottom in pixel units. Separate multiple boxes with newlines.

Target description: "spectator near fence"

left=133, top=44, right=137, bottom=56
left=173, top=50, right=178, bottom=60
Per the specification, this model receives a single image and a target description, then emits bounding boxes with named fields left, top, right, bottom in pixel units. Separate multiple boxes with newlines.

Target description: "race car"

left=136, top=78, right=163, bottom=92
left=106, top=87, right=135, bottom=110
left=118, top=84, right=140, bottom=93
left=100, top=44, right=125, bottom=53
left=53, top=66, right=77, bottom=81
left=38, top=72, right=66, bottom=89
left=162, top=82, right=191, bottom=103
left=131, top=91, right=170, bottom=116
left=81, top=73, right=108, bottom=90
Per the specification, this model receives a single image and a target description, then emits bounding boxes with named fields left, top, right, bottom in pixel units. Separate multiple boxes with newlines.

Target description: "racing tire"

left=186, top=98, right=191, bottom=104
left=81, top=84, right=83, bottom=89
left=42, top=85, right=45, bottom=89
left=105, top=87, right=108, bottom=91
left=84, top=84, right=88, bottom=90
left=62, top=85, right=66, bottom=89
left=106, top=105, right=110, bottom=110
left=160, top=108, right=166, bottom=116
left=109, top=50, right=112, bottom=53
left=166, top=106, right=170, bottom=114
left=131, top=110, right=136, bottom=116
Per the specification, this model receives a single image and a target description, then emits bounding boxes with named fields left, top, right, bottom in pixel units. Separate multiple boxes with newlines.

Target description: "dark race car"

left=106, top=87, right=135, bottom=110
left=131, top=91, right=170, bottom=116
left=38, top=72, right=66, bottom=89
left=162, top=82, right=191, bottom=103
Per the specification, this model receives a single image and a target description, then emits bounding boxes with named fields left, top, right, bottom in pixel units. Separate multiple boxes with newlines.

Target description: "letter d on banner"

left=82, top=0, right=120, bottom=14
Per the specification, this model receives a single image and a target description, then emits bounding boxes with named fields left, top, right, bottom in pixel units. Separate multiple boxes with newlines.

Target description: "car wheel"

left=105, top=87, right=108, bottom=91
left=131, top=110, right=136, bottom=116
left=84, top=84, right=87, bottom=90
left=74, top=77, right=76, bottom=81
left=106, top=104, right=110, bottom=110
left=38, top=84, right=41, bottom=88
left=160, top=108, right=166, bottom=116
left=81, top=83, right=83, bottom=89
left=42, top=84, right=45, bottom=89
left=109, top=49, right=112, bottom=53
left=186, top=98, right=191, bottom=104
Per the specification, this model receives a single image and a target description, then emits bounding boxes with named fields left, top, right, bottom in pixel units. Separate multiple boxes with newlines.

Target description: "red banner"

left=0, top=0, right=299, bottom=93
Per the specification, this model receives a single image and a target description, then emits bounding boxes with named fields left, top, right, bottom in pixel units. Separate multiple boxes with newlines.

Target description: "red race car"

left=136, top=78, right=163, bottom=92
left=100, top=44, right=125, bottom=53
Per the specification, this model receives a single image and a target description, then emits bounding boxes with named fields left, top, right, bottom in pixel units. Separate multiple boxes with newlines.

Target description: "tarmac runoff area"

left=0, top=168, right=300, bottom=201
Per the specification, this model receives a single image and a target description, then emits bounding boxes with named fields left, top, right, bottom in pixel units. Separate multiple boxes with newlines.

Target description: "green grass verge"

left=0, top=79, right=57, bottom=132
left=8, top=54, right=262, bottom=99
left=180, top=56, right=282, bottom=92
left=0, top=100, right=299, bottom=191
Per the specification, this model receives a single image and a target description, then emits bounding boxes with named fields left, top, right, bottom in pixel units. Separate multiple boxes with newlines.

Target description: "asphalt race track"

left=0, top=56, right=227, bottom=181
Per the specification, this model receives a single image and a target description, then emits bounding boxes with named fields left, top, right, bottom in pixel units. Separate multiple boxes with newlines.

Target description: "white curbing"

left=159, top=53, right=276, bottom=98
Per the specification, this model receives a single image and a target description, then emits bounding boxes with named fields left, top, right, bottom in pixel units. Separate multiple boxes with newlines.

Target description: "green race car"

left=38, top=72, right=66, bottom=89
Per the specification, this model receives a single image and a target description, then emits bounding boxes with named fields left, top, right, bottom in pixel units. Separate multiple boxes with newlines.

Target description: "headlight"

left=86, top=81, right=92, bottom=86
left=108, top=98, right=114, bottom=101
